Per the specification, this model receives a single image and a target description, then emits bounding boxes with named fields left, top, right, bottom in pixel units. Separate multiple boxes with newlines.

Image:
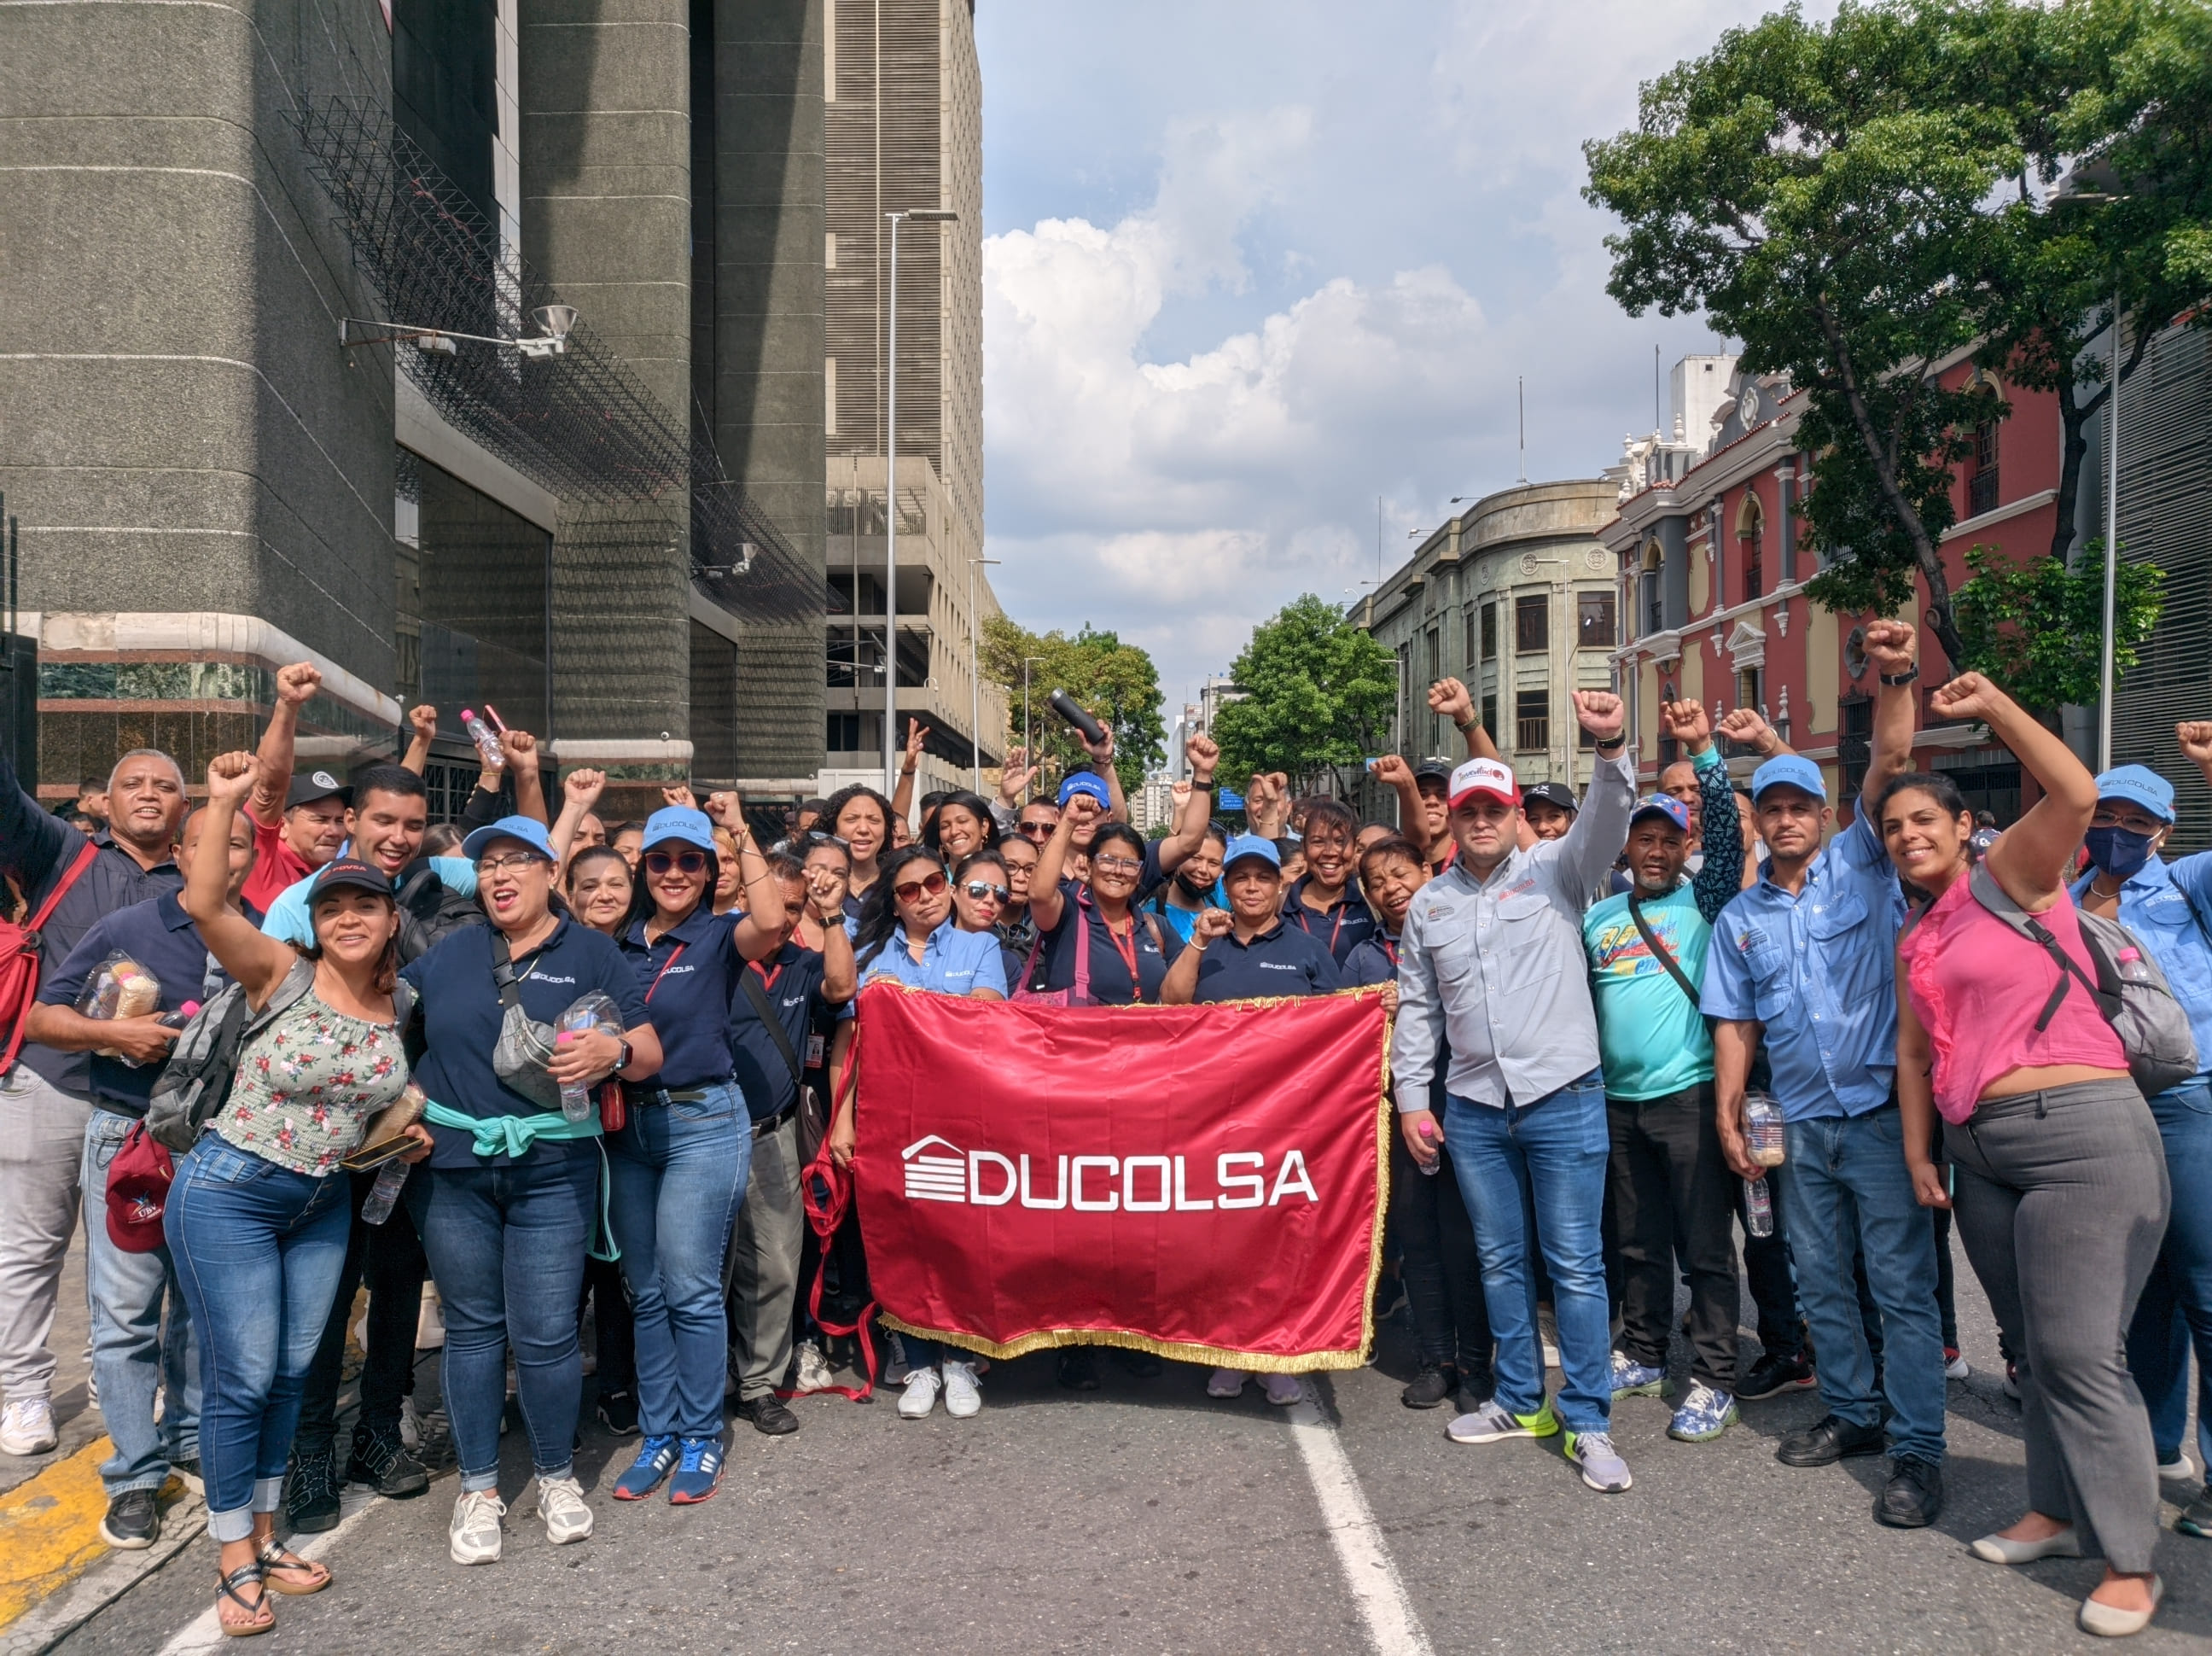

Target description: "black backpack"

left=394, top=860, right=486, bottom=965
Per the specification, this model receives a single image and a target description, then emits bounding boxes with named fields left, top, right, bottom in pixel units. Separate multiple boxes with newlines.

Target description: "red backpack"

left=0, top=839, right=99, bottom=1075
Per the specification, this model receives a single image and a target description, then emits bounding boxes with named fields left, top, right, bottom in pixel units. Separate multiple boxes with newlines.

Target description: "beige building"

left=821, top=0, right=1004, bottom=800
left=1355, top=481, right=1621, bottom=804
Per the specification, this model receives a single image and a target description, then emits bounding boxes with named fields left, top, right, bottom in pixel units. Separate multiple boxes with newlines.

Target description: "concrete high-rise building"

left=819, top=0, right=1003, bottom=798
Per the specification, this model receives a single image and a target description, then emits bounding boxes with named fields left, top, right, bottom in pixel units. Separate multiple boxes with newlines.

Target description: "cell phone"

left=1047, top=691, right=1107, bottom=746
left=481, top=703, right=509, bottom=735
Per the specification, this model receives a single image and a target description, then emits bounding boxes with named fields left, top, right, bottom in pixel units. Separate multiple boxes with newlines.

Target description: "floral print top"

left=212, top=990, right=409, bottom=1175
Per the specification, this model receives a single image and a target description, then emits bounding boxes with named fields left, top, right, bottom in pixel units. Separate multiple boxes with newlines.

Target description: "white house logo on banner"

left=899, top=1135, right=1318, bottom=1210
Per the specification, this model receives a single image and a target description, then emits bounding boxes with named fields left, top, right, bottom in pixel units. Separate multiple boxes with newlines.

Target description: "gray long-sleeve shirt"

left=1390, top=749, right=1636, bottom=1110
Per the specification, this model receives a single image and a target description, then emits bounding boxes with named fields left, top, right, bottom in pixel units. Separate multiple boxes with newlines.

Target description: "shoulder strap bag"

left=740, top=965, right=825, bottom=1160
left=1627, top=892, right=1703, bottom=1008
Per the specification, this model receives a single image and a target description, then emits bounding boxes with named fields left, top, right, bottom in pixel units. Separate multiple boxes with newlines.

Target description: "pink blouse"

left=1899, top=875, right=2127, bottom=1123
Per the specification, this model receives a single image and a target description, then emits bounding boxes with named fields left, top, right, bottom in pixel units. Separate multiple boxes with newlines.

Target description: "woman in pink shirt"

left=1888, top=672, right=2169, bottom=1640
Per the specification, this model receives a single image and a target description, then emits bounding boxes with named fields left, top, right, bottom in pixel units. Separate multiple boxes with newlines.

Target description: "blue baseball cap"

left=1057, top=772, right=1113, bottom=809
left=1630, top=794, right=1692, bottom=833
left=641, top=806, right=717, bottom=853
left=461, top=813, right=559, bottom=863
left=2094, top=764, right=2176, bottom=824
left=1749, top=754, right=1827, bottom=803
left=1220, top=834, right=1282, bottom=873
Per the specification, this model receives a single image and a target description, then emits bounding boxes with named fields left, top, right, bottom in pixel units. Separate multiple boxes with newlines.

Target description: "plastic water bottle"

left=1415, top=1117, right=1441, bottom=1177
left=1744, top=1175, right=1774, bottom=1238
left=361, top=1159, right=410, bottom=1226
left=460, top=708, right=505, bottom=772
left=1743, top=1091, right=1786, bottom=1168
left=554, top=1006, right=606, bottom=1122
left=2116, top=946, right=2154, bottom=986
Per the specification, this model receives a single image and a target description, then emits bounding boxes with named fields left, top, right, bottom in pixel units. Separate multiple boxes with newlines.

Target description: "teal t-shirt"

left=1583, top=880, right=1716, bottom=1101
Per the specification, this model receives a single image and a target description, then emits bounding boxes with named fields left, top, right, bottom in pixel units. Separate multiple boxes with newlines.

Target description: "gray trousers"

left=1944, top=1077, right=2169, bottom=1571
left=0, top=1067, right=92, bottom=1402
left=725, top=1115, right=805, bottom=1403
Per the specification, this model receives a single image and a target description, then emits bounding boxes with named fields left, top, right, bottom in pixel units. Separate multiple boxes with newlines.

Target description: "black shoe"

left=168, top=1454, right=201, bottom=1482
left=1455, top=1364, right=1498, bottom=1408
left=736, top=1394, right=800, bottom=1436
left=346, top=1418, right=429, bottom=1498
left=1877, top=1455, right=1944, bottom=1527
left=596, top=1388, right=641, bottom=1437
left=1776, top=1414, right=1886, bottom=1467
left=1057, top=1349, right=1103, bottom=1391
left=1738, top=1351, right=1817, bottom=1401
left=1111, top=1348, right=1162, bottom=1379
left=1400, top=1363, right=1459, bottom=1409
left=99, top=1488, right=160, bottom=1550
left=285, top=1445, right=341, bottom=1532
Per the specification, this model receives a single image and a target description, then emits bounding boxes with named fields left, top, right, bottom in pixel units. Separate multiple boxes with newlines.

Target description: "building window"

left=1839, top=694, right=1874, bottom=802
left=826, top=712, right=862, bottom=751
left=1969, top=421, right=2000, bottom=517
left=1514, top=593, right=1548, bottom=654
left=1481, top=693, right=1497, bottom=741
left=1480, top=603, right=1499, bottom=662
left=1738, top=496, right=1764, bottom=601
left=1464, top=608, right=1478, bottom=672
left=1577, top=591, right=1615, bottom=649
left=1515, top=689, right=1549, bottom=752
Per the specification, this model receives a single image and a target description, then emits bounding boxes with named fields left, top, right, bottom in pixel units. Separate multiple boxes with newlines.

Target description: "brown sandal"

left=216, top=1560, right=274, bottom=1638
left=254, top=1538, right=331, bottom=1595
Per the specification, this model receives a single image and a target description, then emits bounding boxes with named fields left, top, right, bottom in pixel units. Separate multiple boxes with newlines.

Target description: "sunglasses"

left=1016, top=821, right=1056, bottom=841
left=962, top=881, right=1010, bottom=902
left=893, top=871, right=950, bottom=902
left=644, top=850, right=708, bottom=876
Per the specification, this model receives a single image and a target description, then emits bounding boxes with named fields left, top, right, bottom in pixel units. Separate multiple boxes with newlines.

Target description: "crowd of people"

left=3, top=622, right=2211, bottom=1640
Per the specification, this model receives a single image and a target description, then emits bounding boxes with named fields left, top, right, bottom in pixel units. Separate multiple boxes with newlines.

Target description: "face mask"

left=2085, top=825, right=2158, bottom=880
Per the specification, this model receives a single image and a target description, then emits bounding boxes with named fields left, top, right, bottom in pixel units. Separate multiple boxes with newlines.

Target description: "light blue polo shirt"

left=259, top=856, right=476, bottom=947
left=2073, top=851, right=2212, bottom=1084
left=857, top=919, right=1008, bottom=997
left=1701, top=812, right=1906, bottom=1122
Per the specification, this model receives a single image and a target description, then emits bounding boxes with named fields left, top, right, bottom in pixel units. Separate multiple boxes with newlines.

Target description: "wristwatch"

left=1192, top=773, right=1215, bottom=788
left=1880, top=664, right=1920, bottom=686
left=615, top=1039, right=633, bottom=1072
left=1455, top=715, right=1481, bottom=733
left=1593, top=733, right=1627, bottom=753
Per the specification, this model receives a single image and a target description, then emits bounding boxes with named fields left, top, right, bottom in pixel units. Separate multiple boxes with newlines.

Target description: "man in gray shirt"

left=1393, top=691, right=1634, bottom=1493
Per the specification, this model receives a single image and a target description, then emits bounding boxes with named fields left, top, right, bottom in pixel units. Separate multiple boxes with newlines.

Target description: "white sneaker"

left=398, top=1396, right=423, bottom=1451
left=897, top=1368, right=941, bottom=1419
left=85, top=1369, right=97, bottom=1408
left=533, top=1473, right=592, bottom=1545
left=0, top=1397, right=58, bottom=1455
left=1206, top=1367, right=1249, bottom=1399
left=794, top=1340, right=835, bottom=1393
left=449, top=1489, right=505, bottom=1565
left=940, top=1361, right=982, bottom=1419
left=1944, top=1350, right=1970, bottom=1381
left=2158, top=1449, right=2197, bottom=1481
left=1264, top=1373, right=1305, bottom=1407
left=881, top=1329, right=912, bottom=1385
left=416, top=1287, right=445, bottom=1351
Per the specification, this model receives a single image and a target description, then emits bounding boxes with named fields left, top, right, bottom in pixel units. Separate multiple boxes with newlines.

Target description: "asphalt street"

left=38, top=1259, right=2212, bottom=1656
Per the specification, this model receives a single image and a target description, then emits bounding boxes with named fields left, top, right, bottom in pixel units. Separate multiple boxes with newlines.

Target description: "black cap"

left=306, top=858, right=392, bottom=901
left=1522, top=782, right=1579, bottom=813
left=1412, top=759, right=1454, bottom=790
left=286, top=769, right=351, bottom=810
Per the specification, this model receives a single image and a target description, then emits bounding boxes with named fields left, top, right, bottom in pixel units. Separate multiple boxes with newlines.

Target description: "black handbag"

left=740, top=968, right=825, bottom=1160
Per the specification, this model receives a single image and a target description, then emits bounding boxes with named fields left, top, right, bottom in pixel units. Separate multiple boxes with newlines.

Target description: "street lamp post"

left=881, top=206, right=959, bottom=796
left=1022, top=655, right=1046, bottom=785
left=2099, top=286, right=2122, bottom=772
left=969, top=556, right=1001, bottom=792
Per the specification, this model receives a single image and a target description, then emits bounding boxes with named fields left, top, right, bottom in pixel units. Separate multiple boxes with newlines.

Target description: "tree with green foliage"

left=1952, top=539, right=2164, bottom=710
left=1211, top=595, right=1398, bottom=800
left=979, top=615, right=1164, bottom=798
left=1583, top=0, right=2204, bottom=673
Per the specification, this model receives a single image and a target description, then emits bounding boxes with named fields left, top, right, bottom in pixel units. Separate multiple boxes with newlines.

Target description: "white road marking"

left=154, top=1487, right=380, bottom=1654
left=1284, top=1386, right=1435, bottom=1656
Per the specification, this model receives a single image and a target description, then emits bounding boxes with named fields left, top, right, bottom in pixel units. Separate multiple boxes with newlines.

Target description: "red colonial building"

left=1603, top=352, right=2065, bottom=826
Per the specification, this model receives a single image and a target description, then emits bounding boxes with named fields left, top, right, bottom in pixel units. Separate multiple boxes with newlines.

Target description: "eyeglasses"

left=1016, top=821, right=1056, bottom=841
left=961, top=881, right=1010, bottom=901
left=474, top=853, right=546, bottom=876
left=1092, top=854, right=1142, bottom=874
left=643, top=850, right=708, bottom=876
left=893, top=871, right=949, bottom=902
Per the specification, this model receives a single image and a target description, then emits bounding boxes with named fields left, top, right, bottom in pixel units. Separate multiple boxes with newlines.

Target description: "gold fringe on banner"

left=864, top=984, right=1400, bottom=1373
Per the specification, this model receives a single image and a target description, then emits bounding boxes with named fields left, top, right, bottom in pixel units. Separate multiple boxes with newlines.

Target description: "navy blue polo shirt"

left=730, top=942, right=829, bottom=1122
left=38, top=891, right=243, bottom=1116
left=619, top=906, right=744, bottom=1091
left=1190, top=918, right=1342, bottom=1003
left=402, top=916, right=646, bottom=1169
left=1035, top=883, right=1185, bottom=1004
left=1282, top=876, right=1377, bottom=966
left=1344, top=929, right=1446, bottom=1112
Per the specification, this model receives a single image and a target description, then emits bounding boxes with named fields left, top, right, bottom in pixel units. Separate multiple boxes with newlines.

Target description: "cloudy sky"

left=973, top=1, right=1785, bottom=716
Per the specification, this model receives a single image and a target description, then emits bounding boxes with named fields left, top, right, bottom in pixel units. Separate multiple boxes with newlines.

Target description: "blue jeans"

left=2125, top=1081, right=2212, bottom=1470
left=416, top=1148, right=598, bottom=1492
left=1443, top=1070, right=1612, bottom=1434
left=164, top=1138, right=351, bottom=1542
left=81, top=1109, right=199, bottom=1496
left=608, top=1082, right=751, bottom=1439
left=1780, top=1108, right=1947, bottom=1463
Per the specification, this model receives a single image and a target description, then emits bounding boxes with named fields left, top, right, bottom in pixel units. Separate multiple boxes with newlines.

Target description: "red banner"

left=851, top=981, right=1391, bottom=1371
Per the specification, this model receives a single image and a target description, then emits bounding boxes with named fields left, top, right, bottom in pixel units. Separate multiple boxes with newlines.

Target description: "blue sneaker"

left=1667, top=1381, right=1738, bottom=1443
left=1610, top=1351, right=1667, bottom=1400
left=613, top=1434, right=678, bottom=1501
left=668, top=1436, right=723, bottom=1505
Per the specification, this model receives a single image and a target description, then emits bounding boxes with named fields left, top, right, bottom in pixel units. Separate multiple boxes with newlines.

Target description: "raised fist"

left=276, top=663, right=321, bottom=708
left=1573, top=690, right=1626, bottom=742
left=1864, top=618, right=1918, bottom=679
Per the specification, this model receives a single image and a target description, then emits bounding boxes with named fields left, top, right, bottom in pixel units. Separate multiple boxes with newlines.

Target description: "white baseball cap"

left=1447, top=758, right=1520, bottom=809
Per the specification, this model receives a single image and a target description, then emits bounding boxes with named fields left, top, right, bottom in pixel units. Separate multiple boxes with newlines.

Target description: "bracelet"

left=1593, top=734, right=1627, bottom=753
left=1879, top=665, right=1920, bottom=686
left=1192, top=775, right=1214, bottom=788
left=1455, top=715, right=1481, bottom=733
